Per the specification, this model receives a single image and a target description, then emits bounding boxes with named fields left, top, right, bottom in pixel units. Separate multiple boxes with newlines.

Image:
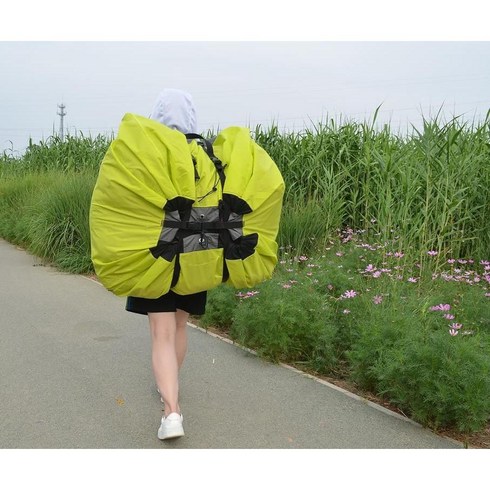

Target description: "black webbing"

left=185, top=133, right=226, bottom=190
left=162, top=219, right=243, bottom=231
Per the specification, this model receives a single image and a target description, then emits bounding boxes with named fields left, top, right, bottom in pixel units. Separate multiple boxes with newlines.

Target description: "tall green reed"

left=1, top=113, right=488, bottom=265
left=254, top=113, right=490, bottom=261
left=1, top=132, right=110, bottom=177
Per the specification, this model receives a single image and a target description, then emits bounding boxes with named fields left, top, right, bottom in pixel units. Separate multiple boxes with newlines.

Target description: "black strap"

left=185, top=133, right=214, bottom=155
left=185, top=133, right=226, bottom=190
left=191, top=156, right=200, bottom=180
left=170, top=253, right=181, bottom=288
left=163, top=219, right=243, bottom=231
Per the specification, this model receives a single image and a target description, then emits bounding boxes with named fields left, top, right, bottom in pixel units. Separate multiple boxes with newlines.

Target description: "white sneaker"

left=158, top=413, right=184, bottom=440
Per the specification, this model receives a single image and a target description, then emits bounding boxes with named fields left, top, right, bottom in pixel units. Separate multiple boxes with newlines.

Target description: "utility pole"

left=57, top=103, right=66, bottom=141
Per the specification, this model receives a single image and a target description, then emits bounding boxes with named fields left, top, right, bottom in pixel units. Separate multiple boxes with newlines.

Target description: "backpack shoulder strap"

left=185, top=133, right=226, bottom=189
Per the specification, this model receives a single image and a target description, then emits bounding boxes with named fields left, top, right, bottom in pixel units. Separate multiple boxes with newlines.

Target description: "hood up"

left=149, top=88, right=197, bottom=134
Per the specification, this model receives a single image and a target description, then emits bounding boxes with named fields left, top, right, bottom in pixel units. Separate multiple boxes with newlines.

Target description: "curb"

left=187, top=321, right=419, bottom=425
left=187, top=321, right=465, bottom=448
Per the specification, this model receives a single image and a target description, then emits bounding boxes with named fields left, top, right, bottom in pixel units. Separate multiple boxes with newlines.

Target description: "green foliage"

left=29, top=172, right=96, bottom=273
left=0, top=173, right=46, bottom=244
left=1, top=114, right=489, bottom=435
left=200, top=285, right=237, bottom=330
left=230, top=280, right=338, bottom=371
left=0, top=133, right=107, bottom=272
left=370, top=330, right=490, bottom=433
left=0, top=171, right=96, bottom=273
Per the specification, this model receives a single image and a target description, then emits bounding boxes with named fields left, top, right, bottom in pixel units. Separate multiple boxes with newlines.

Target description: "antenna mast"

left=57, top=103, right=66, bottom=141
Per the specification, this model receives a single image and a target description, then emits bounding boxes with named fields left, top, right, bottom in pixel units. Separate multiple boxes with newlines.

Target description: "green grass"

left=31, top=172, right=96, bottom=273
left=0, top=170, right=96, bottom=273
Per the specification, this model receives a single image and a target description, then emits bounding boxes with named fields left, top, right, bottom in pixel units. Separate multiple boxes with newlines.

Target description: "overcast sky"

left=1, top=4, right=490, bottom=155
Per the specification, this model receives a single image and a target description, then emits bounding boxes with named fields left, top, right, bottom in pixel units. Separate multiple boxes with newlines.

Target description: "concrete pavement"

left=0, top=239, right=462, bottom=448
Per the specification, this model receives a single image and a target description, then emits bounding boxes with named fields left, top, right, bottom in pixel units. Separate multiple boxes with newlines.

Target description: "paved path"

left=0, top=239, right=462, bottom=448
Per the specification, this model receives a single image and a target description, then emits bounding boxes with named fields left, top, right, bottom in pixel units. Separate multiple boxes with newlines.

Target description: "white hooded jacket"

left=149, top=88, right=197, bottom=134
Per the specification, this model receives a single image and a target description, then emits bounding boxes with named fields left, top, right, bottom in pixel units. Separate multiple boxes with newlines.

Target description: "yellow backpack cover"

left=89, top=113, right=285, bottom=298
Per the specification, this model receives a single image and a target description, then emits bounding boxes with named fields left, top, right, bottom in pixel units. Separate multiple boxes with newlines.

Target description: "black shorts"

left=125, top=290, right=207, bottom=316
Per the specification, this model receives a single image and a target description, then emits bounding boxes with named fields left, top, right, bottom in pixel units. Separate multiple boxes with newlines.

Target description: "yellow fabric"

left=213, top=127, right=283, bottom=288
left=90, top=113, right=285, bottom=298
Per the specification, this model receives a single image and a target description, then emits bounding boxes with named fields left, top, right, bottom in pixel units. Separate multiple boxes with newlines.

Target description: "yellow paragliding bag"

left=89, top=113, right=285, bottom=298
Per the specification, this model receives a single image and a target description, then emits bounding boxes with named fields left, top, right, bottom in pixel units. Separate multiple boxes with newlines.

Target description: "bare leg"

left=148, top=312, right=180, bottom=417
left=175, top=309, right=190, bottom=369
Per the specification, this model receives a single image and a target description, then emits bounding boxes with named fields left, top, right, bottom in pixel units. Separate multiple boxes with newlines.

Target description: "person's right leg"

left=148, top=312, right=180, bottom=417
left=175, top=308, right=190, bottom=369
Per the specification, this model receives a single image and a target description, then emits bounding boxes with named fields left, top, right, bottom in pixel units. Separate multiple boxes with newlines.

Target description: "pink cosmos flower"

left=282, top=284, right=292, bottom=289
left=341, top=290, right=357, bottom=299
left=449, top=329, right=459, bottom=336
left=408, top=277, right=418, bottom=283
left=373, top=295, right=383, bottom=305
left=449, top=322, right=463, bottom=330
left=447, top=259, right=456, bottom=264
left=394, top=252, right=404, bottom=258
left=237, top=290, right=260, bottom=299
left=443, top=314, right=455, bottom=320
left=430, top=304, right=451, bottom=311
left=427, top=251, right=438, bottom=256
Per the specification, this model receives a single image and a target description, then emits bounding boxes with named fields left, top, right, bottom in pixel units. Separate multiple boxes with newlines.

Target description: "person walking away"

left=125, top=88, right=207, bottom=440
